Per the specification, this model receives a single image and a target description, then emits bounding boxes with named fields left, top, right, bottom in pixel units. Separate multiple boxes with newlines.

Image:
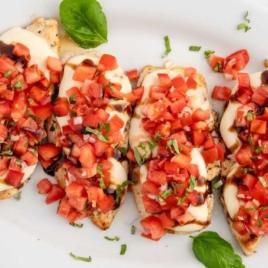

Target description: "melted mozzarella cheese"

left=0, top=27, right=58, bottom=79
left=0, top=164, right=36, bottom=192
left=220, top=72, right=262, bottom=153
left=223, top=162, right=241, bottom=219
left=108, top=158, right=127, bottom=188
left=58, top=52, right=132, bottom=138
left=129, top=67, right=213, bottom=150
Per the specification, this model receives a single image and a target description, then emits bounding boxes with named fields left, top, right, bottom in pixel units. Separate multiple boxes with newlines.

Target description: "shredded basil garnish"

left=120, top=244, right=127, bottom=255
left=189, top=46, right=201, bottom=52
left=70, top=222, right=83, bottom=228
left=166, top=139, right=182, bottom=155
left=237, top=23, right=251, bottom=32
left=14, top=191, right=21, bottom=201
left=86, top=126, right=108, bottom=142
left=69, top=252, right=92, bottom=262
left=212, top=180, right=223, bottom=191
left=115, top=180, right=134, bottom=203
left=97, top=164, right=106, bottom=189
left=69, top=94, right=77, bottom=104
left=104, top=236, right=120, bottom=241
left=164, top=36, right=171, bottom=56
left=204, top=50, right=215, bottom=58
left=213, top=62, right=223, bottom=72
left=247, top=110, right=254, bottom=121
left=117, top=147, right=127, bottom=156
left=258, top=176, right=267, bottom=187
left=131, top=225, right=136, bottom=235
left=4, top=69, right=14, bottom=78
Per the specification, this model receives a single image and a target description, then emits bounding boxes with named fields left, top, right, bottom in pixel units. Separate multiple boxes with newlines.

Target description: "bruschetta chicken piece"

left=221, top=71, right=268, bottom=255
left=0, top=18, right=61, bottom=200
left=128, top=65, right=223, bottom=239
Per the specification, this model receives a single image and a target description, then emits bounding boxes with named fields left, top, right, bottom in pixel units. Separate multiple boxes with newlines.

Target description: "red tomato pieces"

left=211, top=86, right=232, bottom=101
left=37, top=178, right=53, bottom=194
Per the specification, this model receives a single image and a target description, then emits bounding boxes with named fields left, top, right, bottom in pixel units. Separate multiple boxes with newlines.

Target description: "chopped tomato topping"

left=140, top=216, right=165, bottom=241
left=46, top=184, right=65, bottom=204
left=125, top=69, right=139, bottom=81
left=46, top=56, right=62, bottom=73
left=99, top=54, right=118, bottom=71
left=211, top=86, right=232, bottom=101
left=37, top=178, right=53, bottom=194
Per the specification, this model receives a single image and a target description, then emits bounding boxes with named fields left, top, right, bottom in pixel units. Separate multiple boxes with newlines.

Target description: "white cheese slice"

left=57, top=52, right=132, bottom=140
left=220, top=72, right=262, bottom=153
left=0, top=27, right=58, bottom=80
left=108, top=158, right=127, bottom=189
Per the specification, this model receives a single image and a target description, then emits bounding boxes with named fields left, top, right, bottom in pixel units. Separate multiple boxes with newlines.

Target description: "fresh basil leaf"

left=134, top=147, right=145, bottom=166
left=4, top=69, right=13, bottom=78
left=191, top=231, right=245, bottom=268
left=99, top=122, right=110, bottom=134
left=246, top=110, right=254, bottom=121
left=60, top=0, right=108, bottom=48
left=115, top=180, right=134, bottom=203
left=160, top=188, right=172, bottom=200
left=255, top=146, right=264, bottom=153
left=14, top=80, right=22, bottom=89
left=187, top=175, right=197, bottom=193
left=247, top=135, right=254, bottom=152
left=213, top=62, right=223, bottom=72
left=163, top=36, right=171, bottom=56
left=177, top=194, right=187, bottom=205
left=166, top=139, right=181, bottom=155
left=258, top=176, right=267, bottom=187
left=237, top=23, right=251, bottom=32
left=86, top=126, right=108, bottom=142
left=97, top=164, right=106, bottom=189
left=172, top=182, right=184, bottom=194
left=70, top=222, right=83, bottom=228
left=212, top=180, right=223, bottom=191
left=104, top=236, right=120, bottom=241
left=241, top=167, right=253, bottom=174
left=28, top=98, right=34, bottom=104
left=257, top=218, right=263, bottom=228
left=69, top=252, right=92, bottom=262
left=69, top=94, right=77, bottom=104
left=120, top=244, right=127, bottom=255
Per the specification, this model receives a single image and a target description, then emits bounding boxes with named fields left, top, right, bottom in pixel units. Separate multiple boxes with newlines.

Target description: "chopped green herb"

left=255, top=146, right=265, bottom=153
left=97, top=164, right=106, bottom=189
left=99, top=122, right=110, bottom=135
left=247, top=111, right=254, bottom=121
left=69, top=94, right=77, bottom=104
left=134, top=147, right=145, bottom=166
left=177, top=194, right=188, bottom=205
left=164, top=36, right=171, bottom=56
left=204, top=50, right=215, bottom=58
left=257, top=218, right=263, bottom=228
left=70, top=110, right=77, bottom=118
left=28, top=113, right=42, bottom=122
left=244, top=11, right=250, bottom=23
left=212, top=180, right=223, bottom=191
left=148, top=132, right=162, bottom=150
left=258, top=176, right=267, bottom=187
left=24, top=140, right=29, bottom=148
left=189, top=46, right=201, bottom=52
left=108, top=82, right=115, bottom=93
left=187, top=175, right=197, bottom=193
left=14, top=80, right=22, bottom=89
left=247, top=135, right=255, bottom=152
left=237, top=23, right=251, bottom=32
left=70, top=222, right=83, bottom=228
left=28, top=98, right=34, bottom=104
left=166, top=139, right=182, bottom=155
left=131, top=225, right=136, bottom=235
left=241, top=167, right=253, bottom=174
left=213, top=62, right=223, bottom=72
left=159, top=188, right=172, bottom=200
left=4, top=69, right=14, bottom=78
left=120, top=244, right=127, bottom=255
left=14, top=191, right=21, bottom=201
left=69, top=252, right=92, bottom=262
left=1, top=144, right=13, bottom=156
left=247, top=205, right=268, bottom=211
left=86, top=126, right=108, bottom=142
left=104, top=236, right=120, bottom=241
left=115, top=180, right=134, bottom=203
left=117, top=147, right=127, bottom=156
left=15, top=159, right=21, bottom=165
left=9, top=121, right=15, bottom=127
left=171, top=182, right=184, bottom=194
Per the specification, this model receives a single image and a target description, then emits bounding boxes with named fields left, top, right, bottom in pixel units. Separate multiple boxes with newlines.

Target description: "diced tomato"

left=203, top=147, right=218, bottom=164
left=37, top=178, right=53, bottom=194
left=5, top=170, right=24, bottom=187
left=225, top=49, right=250, bottom=71
left=142, top=181, right=160, bottom=195
left=32, top=103, right=53, bottom=121
left=97, top=195, right=115, bottom=214
left=0, top=58, right=16, bottom=74
left=251, top=86, right=268, bottom=106
left=8, top=157, right=21, bottom=172
left=11, top=91, right=27, bottom=121
left=147, top=171, right=167, bottom=186
left=50, top=71, right=60, bottom=83
left=73, top=64, right=96, bottom=82
left=164, top=161, right=179, bottom=174
left=215, top=143, right=225, bottom=161
left=78, top=143, right=95, bottom=169
left=67, top=210, right=79, bottom=223
left=192, top=109, right=210, bottom=122
left=208, top=55, right=224, bottom=72
left=170, top=99, right=187, bottom=114
left=46, top=56, right=62, bottom=72
left=172, top=75, right=186, bottom=88
left=192, top=130, right=207, bottom=147
left=24, top=64, right=42, bottom=84
left=131, top=86, right=144, bottom=101
left=203, top=133, right=215, bottom=149
left=140, top=216, right=165, bottom=240
left=242, top=174, right=258, bottom=190
left=66, top=182, right=86, bottom=198
left=261, top=140, right=268, bottom=154
left=171, top=153, right=191, bottom=168
left=149, top=85, right=167, bottom=100
left=46, top=184, right=65, bottom=204
left=187, top=164, right=200, bottom=178
left=13, top=43, right=30, bottom=61
left=142, top=196, right=162, bottom=214
left=157, top=73, right=172, bottom=87
left=38, top=144, right=61, bottom=161
left=99, top=54, right=118, bottom=71
left=235, top=145, right=253, bottom=166
left=0, top=124, right=8, bottom=141
left=126, top=148, right=136, bottom=163
left=58, top=198, right=71, bottom=218
left=68, top=196, right=87, bottom=211
left=125, top=69, right=139, bottom=81
left=108, top=114, right=125, bottom=133
left=184, top=67, right=196, bottom=77
left=147, top=101, right=167, bottom=121
left=0, top=101, right=10, bottom=116
left=250, top=119, right=267, bottom=134
left=187, top=77, right=197, bottom=89
left=29, top=85, right=50, bottom=105
left=211, top=86, right=232, bottom=101
left=53, top=97, right=70, bottom=116
left=21, top=151, right=38, bottom=166
left=0, top=88, right=14, bottom=101
left=176, top=211, right=195, bottom=225
left=170, top=206, right=184, bottom=219
left=158, top=212, right=175, bottom=229
left=238, top=73, right=251, bottom=91
left=87, top=186, right=105, bottom=202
